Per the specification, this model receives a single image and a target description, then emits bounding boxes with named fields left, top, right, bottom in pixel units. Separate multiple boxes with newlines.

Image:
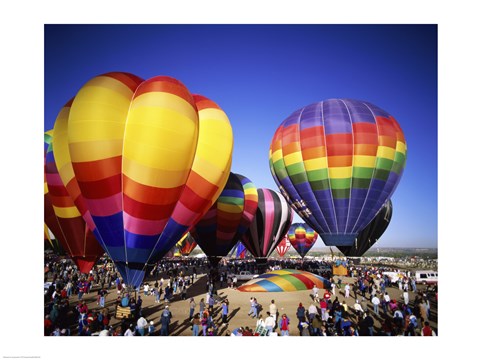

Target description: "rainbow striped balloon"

left=44, top=129, right=104, bottom=273
left=237, top=269, right=330, bottom=292
left=44, top=130, right=67, bottom=253
left=57, top=73, right=233, bottom=286
left=288, top=223, right=318, bottom=258
left=270, top=99, right=407, bottom=246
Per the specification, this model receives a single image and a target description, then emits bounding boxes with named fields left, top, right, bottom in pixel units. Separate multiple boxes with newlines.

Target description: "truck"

left=415, top=270, right=438, bottom=285
left=233, top=271, right=259, bottom=281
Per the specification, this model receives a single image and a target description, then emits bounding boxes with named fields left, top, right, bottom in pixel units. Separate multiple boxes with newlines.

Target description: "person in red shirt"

left=44, top=315, right=53, bottom=336
left=280, top=314, right=290, bottom=336
left=421, top=321, right=436, bottom=336
left=324, top=289, right=331, bottom=301
left=320, top=298, right=329, bottom=321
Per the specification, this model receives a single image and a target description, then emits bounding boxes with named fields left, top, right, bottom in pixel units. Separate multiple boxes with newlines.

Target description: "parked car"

left=233, top=271, right=259, bottom=281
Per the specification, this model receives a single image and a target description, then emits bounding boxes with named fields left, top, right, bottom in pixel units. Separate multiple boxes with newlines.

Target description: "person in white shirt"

left=269, top=300, right=278, bottom=322
left=312, top=285, right=319, bottom=301
left=264, top=312, right=276, bottom=335
left=371, top=295, right=380, bottom=315
left=353, top=299, right=364, bottom=316
left=136, top=316, right=148, bottom=336
left=345, top=283, right=350, bottom=298
left=124, top=324, right=135, bottom=336
left=308, top=303, right=318, bottom=322
left=403, top=289, right=409, bottom=306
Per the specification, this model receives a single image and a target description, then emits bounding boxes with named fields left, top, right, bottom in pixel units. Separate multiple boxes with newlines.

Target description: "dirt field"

left=63, top=267, right=437, bottom=336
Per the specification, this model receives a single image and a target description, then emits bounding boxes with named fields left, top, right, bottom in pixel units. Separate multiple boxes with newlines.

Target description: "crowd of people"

left=43, top=255, right=437, bottom=336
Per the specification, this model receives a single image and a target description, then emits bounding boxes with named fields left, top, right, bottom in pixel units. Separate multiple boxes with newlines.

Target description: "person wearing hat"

left=148, top=320, right=155, bottom=336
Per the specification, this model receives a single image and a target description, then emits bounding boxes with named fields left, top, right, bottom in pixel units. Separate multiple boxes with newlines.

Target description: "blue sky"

left=44, top=24, right=438, bottom=248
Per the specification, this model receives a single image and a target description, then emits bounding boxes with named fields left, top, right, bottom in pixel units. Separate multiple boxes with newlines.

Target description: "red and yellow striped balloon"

left=53, top=72, right=233, bottom=287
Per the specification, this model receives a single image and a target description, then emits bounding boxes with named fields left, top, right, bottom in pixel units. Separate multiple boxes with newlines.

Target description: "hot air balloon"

left=190, top=173, right=258, bottom=267
left=44, top=131, right=68, bottom=254
left=44, top=129, right=104, bottom=274
left=337, top=199, right=392, bottom=257
left=241, top=188, right=294, bottom=270
left=269, top=98, right=406, bottom=246
left=229, top=242, right=248, bottom=259
left=288, top=223, right=318, bottom=258
left=58, top=73, right=233, bottom=287
left=177, top=233, right=197, bottom=256
left=275, top=236, right=291, bottom=257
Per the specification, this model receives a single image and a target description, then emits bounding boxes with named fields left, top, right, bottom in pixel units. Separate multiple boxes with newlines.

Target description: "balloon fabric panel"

left=337, top=199, right=392, bottom=256
left=191, top=172, right=249, bottom=258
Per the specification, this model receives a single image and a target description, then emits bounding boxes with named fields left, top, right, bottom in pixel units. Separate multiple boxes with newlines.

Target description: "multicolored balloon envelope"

left=190, top=173, right=258, bottom=266
left=269, top=99, right=407, bottom=246
left=275, top=237, right=291, bottom=257
left=44, top=131, right=67, bottom=253
left=288, top=223, right=318, bottom=258
left=229, top=242, right=247, bottom=259
left=241, top=188, right=294, bottom=260
left=177, top=233, right=197, bottom=256
left=51, top=72, right=233, bottom=287
left=337, top=199, right=392, bottom=257
left=44, top=130, right=104, bottom=273
left=237, top=269, right=330, bottom=292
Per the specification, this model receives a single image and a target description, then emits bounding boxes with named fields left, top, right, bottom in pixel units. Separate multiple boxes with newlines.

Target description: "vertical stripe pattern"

left=242, top=188, right=294, bottom=258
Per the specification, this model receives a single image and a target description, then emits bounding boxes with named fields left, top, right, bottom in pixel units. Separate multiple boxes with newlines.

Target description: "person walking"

left=264, top=312, right=276, bottom=335
left=199, top=298, right=205, bottom=315
left=269, top=299, right=278, bottom=323
left=296, top=302, right=306, bottom=330
left=221, top=299, right=229, bottom=326
left=403, top=288, right=410, bottom=307
left=345, top=283, right=350, bottom=298
left=308, top=302, right=318, bottom=322
left=247, top=297, right=256, bottom=317
left=189, top=298, right=196, bottom=320
left=201, top=313, right=208, bottom=336
left=372, top=294, right=380, bottom=315
left=160, top=306, right=172, bottom=336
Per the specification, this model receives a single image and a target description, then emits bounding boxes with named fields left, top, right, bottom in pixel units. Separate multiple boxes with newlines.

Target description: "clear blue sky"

left=44, top=24, right=438, bottom=249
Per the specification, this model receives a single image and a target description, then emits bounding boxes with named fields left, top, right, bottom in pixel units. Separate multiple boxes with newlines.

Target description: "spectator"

left=280, top=314, right=290, bottom=336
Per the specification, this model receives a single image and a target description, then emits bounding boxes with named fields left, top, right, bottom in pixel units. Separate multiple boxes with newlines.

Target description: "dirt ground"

left=64, top=266, right=437, bottom=336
